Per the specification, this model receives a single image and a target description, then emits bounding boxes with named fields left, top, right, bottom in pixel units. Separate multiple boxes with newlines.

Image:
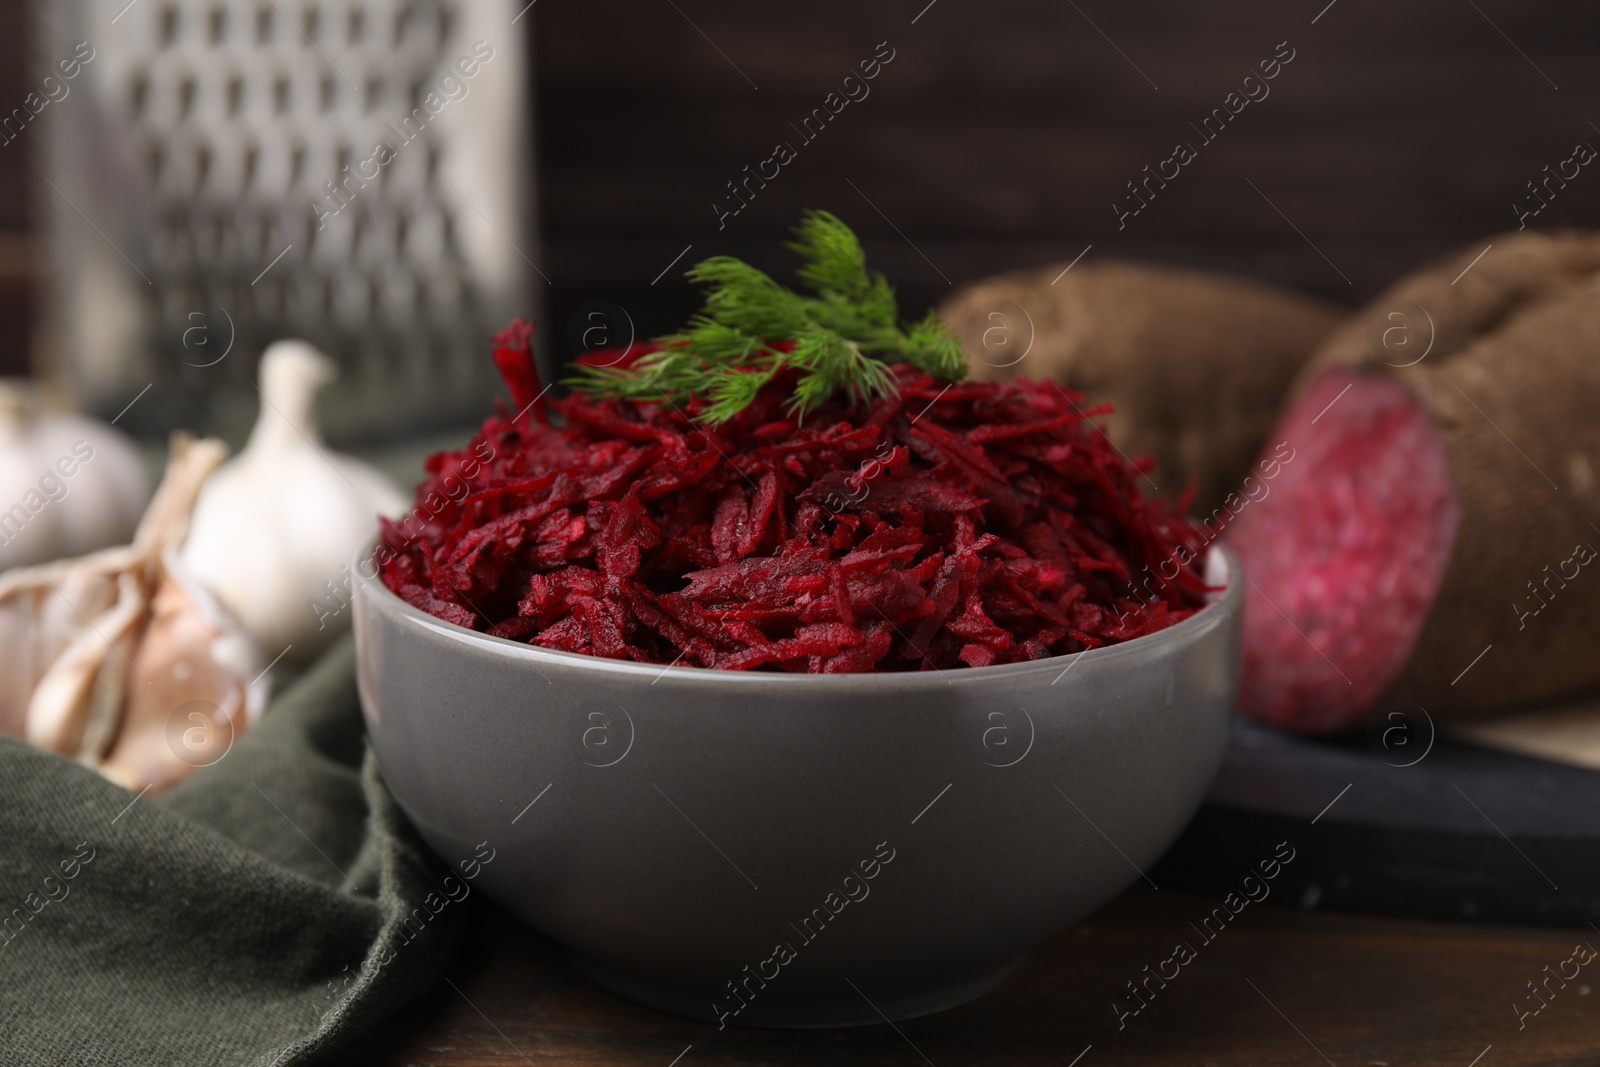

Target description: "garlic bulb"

left=180, top=341, right=407, bottom=662
left=0, top=380, right=152, bottom=569
left=0, top=433, right=269, bottom=791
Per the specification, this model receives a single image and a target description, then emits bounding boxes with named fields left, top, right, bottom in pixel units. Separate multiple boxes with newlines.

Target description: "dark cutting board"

left=1152, top=717, right=1600, bottom=927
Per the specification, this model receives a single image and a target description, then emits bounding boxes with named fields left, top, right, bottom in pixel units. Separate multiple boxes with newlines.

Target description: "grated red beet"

left=377, top=321, right=1211, bottom=672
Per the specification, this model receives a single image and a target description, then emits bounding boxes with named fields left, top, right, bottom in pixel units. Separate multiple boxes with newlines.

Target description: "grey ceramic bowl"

left=354, top=545, right=1241, bottom=1028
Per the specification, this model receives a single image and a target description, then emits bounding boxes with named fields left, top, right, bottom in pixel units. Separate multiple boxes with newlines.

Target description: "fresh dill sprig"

left=564, top=210, right=967, bottom=423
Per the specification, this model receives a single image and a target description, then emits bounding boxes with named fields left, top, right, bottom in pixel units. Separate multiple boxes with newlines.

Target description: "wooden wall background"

left=530, top=0, right=1600, bottom=355
left=3, top=0, right=1598, bottom=388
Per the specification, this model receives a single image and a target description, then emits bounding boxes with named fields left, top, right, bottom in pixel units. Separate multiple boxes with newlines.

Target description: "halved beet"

left=1226, top=369, right=1459, bottom=732
left=1231, top=231, right=1600, bottom=729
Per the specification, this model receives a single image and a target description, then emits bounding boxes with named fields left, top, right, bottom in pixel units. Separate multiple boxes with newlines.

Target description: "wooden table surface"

left=349, top=889, right=1599, bottom=1066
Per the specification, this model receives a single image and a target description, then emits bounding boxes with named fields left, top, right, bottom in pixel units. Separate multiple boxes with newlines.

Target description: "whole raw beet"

left=939, top=261, right=1342, bottom=513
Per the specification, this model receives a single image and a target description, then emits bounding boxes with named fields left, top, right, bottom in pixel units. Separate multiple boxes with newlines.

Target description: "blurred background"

left=0, top=0, right=1596, bottom=447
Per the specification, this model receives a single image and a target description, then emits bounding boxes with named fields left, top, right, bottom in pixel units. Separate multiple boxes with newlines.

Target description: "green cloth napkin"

left=0, top=638, right=462, bottom=1066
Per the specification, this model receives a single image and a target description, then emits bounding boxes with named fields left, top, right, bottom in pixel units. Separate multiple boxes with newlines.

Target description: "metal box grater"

left=36, top=0, right=539, bottom=444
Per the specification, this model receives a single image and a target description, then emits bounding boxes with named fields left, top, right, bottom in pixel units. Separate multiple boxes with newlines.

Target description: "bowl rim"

left=354, top=540, right=1241, bottom=690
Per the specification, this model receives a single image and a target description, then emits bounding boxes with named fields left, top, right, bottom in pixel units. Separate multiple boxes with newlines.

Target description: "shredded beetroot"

left=378, top=321, right=1210, bottom=672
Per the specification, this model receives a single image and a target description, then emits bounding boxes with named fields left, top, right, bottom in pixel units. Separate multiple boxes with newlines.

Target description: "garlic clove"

left=98, top=558, right=266, bottom=793
left=180, top=340, right=407, bottom=662
left=0, top=557, right=129, bottom=742
left=24, top=570, right=148, bottom=755
left=78, top=571, right=148, bottom=765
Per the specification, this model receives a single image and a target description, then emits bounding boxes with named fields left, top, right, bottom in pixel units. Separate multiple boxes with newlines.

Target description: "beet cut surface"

left=1226, top=368, right=1461, bottom=731
left=379, top=321, right=1210, bottom=672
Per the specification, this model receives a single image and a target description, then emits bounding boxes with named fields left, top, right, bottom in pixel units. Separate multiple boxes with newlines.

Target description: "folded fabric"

left=0, top=638, right=461, bottom=1066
